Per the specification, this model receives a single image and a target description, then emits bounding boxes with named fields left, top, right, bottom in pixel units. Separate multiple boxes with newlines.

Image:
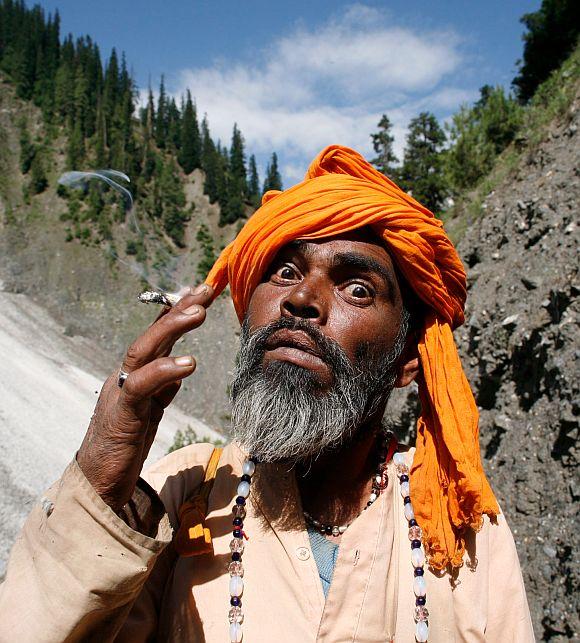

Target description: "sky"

left=36, top=0, right=540, bottom=186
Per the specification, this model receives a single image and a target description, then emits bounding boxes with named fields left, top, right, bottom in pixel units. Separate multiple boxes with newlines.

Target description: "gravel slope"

left=0, top=290, right=222, bottom=577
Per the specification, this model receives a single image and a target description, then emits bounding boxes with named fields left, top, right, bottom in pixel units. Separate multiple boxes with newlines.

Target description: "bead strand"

left=393, top=451, right=429, bottom=643
left=302, top=434, right=390, bottom=536
left=228, top=457, right=256, bottom=643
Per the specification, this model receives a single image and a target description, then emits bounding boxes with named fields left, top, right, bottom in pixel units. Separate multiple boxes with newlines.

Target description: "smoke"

left=57, top=169, right=185, bottom=298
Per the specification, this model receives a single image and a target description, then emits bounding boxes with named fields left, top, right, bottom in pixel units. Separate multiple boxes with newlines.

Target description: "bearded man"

left=0, top=146, right=533, bottom=642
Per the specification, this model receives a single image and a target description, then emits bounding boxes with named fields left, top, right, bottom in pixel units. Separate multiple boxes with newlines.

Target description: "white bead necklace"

left=227, top=437, right=430, bottom=642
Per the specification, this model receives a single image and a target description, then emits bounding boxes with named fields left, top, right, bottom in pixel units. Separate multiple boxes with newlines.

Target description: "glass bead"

left=231, top=552, right=241, bottom=562
left=408, top=525, right=423, bottom=541
left=400, top=474, right=409, bottom=483
left=411, top=548, right=425, bottom=567
left=369, top=492, right=378, bottom=502
left=413, top=575, right=427, bottom=597
left=229, top=538, right=244, bottom=554
left=411, top=539, right=421, bottom=549
left=228, top=561, right=244, bottom=577
left=241, top=474, right=251, bottom=483
left=232, top=505, right=246, bottom=519
left=228, top=606, right=244, bottom=624
left=237, top=481, right=251, bottom=498
left=235, top=496, right=246, bottom=506
left=396, top=463, right=409, bottom=476
left=229, top=622, right=243, bottom=643
left=229, top=575, right=244, bottom=597
left=242, top=460, right=256, bottom=476
left=393, top=452, right=406, bottom=466
left=416, top=620, right=429, bottom=642
left=414, top=567, right=424, bottom=576
left=400, top=481, right=410, bottom=498
left=414, top=605, right=429, bottom=622
left=404, top=502, right=415, bottom=521
left=416, top=596, right=426, bottom=606
left=230, top=596, right=241, bottom=607
left=233, top=529, right=242, bottom=539
left=332, top=526, right=340, bottom=537
left=233, top=517, right=243, bottom=527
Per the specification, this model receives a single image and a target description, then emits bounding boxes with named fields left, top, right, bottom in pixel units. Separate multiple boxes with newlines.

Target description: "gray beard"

left=229, top=312, right=409, bottom=464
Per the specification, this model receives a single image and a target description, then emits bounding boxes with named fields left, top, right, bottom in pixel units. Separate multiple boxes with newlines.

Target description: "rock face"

left=455, top=92, right=578, bottom=641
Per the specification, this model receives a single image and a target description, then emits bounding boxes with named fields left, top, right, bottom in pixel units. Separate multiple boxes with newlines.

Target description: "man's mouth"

left=264, top=329, right=327, bottom=369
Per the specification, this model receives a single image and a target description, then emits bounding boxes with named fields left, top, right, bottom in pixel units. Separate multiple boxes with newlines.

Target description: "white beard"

left=229, top=313, right=408, bottom=464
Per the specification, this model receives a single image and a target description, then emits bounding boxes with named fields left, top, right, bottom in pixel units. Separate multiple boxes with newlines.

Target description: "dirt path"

left=0, top=290, right=223, bottom=577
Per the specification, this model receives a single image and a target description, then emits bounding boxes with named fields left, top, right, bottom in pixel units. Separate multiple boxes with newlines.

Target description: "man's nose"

left=280, top=278, right=327, bottom=323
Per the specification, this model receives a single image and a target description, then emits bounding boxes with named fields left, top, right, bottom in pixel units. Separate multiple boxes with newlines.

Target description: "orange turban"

left=206, top=144, right=499, bottom=570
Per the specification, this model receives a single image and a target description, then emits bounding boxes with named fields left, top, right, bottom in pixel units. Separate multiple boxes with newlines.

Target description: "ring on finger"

left=117, top=368, right=129, bottom=388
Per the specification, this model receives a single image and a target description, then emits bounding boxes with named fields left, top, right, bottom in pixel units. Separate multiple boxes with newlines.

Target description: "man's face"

left=229, top=228, right=410, bottom=463
left=245, top=228, right=405, bottom=387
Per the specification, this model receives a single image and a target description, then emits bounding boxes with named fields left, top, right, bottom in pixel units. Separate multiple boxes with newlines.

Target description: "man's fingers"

left=121, top=355, right=196, bottom=404
left=123, top=284, right=214, bottom=372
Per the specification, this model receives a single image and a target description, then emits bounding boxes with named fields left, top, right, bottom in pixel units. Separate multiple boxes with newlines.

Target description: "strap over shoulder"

left=174, top=447, right=223, bottom=557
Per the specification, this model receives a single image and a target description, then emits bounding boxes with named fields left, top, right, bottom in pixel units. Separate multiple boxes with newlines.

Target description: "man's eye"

left=275, top=265, right=297, bottom=280
left=345, top=283, right=372, bottom=299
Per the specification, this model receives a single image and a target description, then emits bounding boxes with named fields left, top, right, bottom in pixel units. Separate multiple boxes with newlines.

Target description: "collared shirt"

left=0, top=442, right=535, bottom=642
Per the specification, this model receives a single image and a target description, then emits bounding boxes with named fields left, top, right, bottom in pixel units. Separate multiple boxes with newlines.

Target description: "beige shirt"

left=0, top=442, right=534, bottom=642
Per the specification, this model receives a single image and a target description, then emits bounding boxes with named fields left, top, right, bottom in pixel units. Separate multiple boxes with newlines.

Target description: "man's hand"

left=77, top=284, right=214, bottom=512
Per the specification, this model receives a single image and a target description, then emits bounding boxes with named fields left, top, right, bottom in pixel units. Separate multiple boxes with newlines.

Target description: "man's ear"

left=394, top=332, right=421, bottom=389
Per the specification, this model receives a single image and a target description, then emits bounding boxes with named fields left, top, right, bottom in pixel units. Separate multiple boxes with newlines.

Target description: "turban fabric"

left=206, top=145, right=499, bottom=570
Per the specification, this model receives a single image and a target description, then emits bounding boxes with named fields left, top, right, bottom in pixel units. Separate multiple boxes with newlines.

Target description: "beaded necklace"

left=227, top=437, right=430, bottom=643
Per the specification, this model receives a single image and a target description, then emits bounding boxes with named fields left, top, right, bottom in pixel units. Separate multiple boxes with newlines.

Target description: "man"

left=0, top=146, right=533, bottom=641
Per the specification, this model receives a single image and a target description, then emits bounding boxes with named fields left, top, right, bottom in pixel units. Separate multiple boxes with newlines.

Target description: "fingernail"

left=183, top=304, right=201, bottom=316
left=193, top=283, right=208, bottom=295
left=175, top=355, right=193, bottom=367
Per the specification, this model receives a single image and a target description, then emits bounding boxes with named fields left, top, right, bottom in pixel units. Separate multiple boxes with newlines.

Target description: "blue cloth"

left=307, top=525, right=340, bottom=598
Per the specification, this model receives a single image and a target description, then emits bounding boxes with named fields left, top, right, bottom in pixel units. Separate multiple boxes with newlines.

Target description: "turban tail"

left=206, top=145, right=499, bottom=570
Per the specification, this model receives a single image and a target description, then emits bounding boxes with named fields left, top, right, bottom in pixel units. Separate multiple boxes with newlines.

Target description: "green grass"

left=442, top=42, right=580, bottom=244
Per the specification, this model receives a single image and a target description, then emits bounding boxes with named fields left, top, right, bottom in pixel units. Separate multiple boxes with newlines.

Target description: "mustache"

left=239, top=316, right=352, bottom=374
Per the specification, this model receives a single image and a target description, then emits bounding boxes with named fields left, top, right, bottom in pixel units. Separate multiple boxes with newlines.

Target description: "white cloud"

left=169, top=4, right=470, bottom=186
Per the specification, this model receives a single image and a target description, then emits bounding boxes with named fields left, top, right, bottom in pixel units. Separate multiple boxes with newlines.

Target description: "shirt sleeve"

left=485, top=513, right=536, bottom=641
left=0, top=459, right=172, bottom=643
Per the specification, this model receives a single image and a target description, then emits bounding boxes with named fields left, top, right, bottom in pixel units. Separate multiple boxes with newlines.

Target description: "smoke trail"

left=58, top=170, right=133, bottom=207
left=58, top=169, right=186, bottom=297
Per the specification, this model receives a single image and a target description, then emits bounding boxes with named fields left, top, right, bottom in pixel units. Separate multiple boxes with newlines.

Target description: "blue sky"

left=36, top=0, right=540, bottom=185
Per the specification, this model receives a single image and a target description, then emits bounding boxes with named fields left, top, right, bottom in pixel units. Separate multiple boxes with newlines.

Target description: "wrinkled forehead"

left=268, top=227, right=399, bottom=288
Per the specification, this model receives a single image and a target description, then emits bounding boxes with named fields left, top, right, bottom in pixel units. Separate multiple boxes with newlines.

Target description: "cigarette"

left=138, top=290, right=181, bottom=307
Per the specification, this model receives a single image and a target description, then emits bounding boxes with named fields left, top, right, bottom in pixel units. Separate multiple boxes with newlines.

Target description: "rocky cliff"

left=456, top=89, right=578, bottom=640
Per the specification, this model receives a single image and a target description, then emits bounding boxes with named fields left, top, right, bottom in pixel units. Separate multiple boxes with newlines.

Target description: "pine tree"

left=263, top=152, right=282, bottom=193
left=178, top=90, right=201, bottom=173
left=167, top=97, right=181, bottom=150
left=200, top=116, right=219, bottom=203
left=399, top=112, right=447, bottom=212
left=247, top=154, right=260, bottom=207
left=229, top=124, right=247, bottom=196
left=371, top=114, right=398, bottom=179
left=513, top=0, right=580, bottom=102
left=155, top=75, right=168, bottom=148
left=67, top=119, right=85, bottom=168
left=158, top=158, right=187, bottom=246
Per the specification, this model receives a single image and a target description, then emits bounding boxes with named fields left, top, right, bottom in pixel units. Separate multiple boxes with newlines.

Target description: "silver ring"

left=117, top=369, right=129, bottom=388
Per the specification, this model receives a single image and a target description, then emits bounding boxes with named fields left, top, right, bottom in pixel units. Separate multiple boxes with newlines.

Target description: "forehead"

left=278, top=227, right=396, bottom=270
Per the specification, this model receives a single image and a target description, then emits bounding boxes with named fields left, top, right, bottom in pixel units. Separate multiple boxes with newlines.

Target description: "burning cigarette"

left=138, top=290, right=181, bottom=307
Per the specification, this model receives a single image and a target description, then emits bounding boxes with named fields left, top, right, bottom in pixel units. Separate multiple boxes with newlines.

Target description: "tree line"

left=0, top=0, right=282, bottom=247
left=369, top=0, right=578, bottom=214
